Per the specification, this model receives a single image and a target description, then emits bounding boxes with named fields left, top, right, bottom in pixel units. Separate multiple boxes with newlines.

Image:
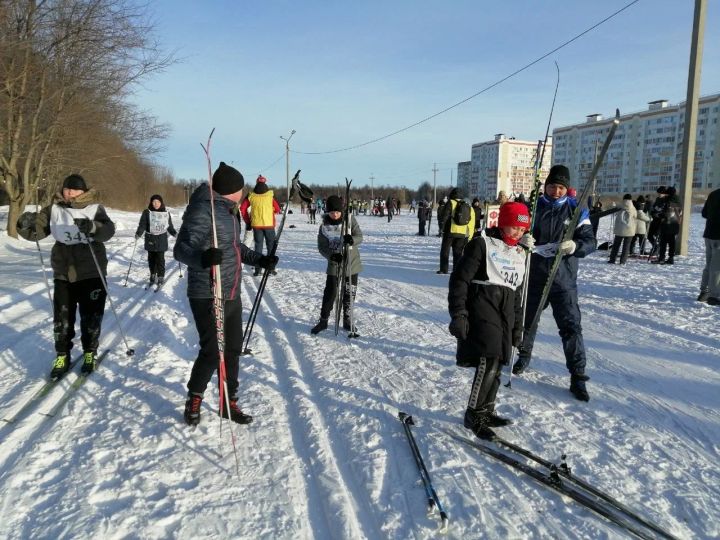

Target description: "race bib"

left=50, top=204, right=99, bottom=245
left=321, top=222, right=342, bottom=252
left=483, top=232, right=527, bottom=290
left=148, top=211, right=169, bottom=235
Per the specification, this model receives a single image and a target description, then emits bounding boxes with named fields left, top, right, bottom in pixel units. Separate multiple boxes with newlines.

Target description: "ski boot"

left=343, top=317, right=358, bottom=334
left=253, top=267, right=262, bottom=277
left=570, top=372, right=590, bottom=402
left=149, top=273, right=156, bottom=284
left=81, top=351, right=96, bottom=374
left=311, top=318, right=328, bottom=335
left=184, top=392, right=204, bottom=426
left=707, top=297, right=720, bottom=306
left=485, top=412, right=513, bottom=427
left=463, top=408, right=496, bottom=440
left=156, top=276, right=165, bottom=287
left=220, top=399, right=253, bottom=424
left=697, top=290, right=710, bottom=303
left=512, top=355, right=531, bottom=375
left=50, top=354, right=70, bottom=379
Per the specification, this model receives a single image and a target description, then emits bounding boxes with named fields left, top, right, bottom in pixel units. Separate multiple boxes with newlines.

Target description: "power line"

left=257, top=151, right=286, bottom=175
left=291, top=0, right=641, bottom=156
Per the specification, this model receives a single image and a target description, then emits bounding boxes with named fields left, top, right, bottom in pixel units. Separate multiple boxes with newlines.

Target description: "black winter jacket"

left=135, top=208, right=177, bottom=252
left=702, top=188, right=720, bottom=240
left=174, top=183, right=263, bottom=299
left=448, top=228, right=526, bottom=368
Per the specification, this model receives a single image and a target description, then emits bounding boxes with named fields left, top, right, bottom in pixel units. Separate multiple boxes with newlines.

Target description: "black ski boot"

left=253, top=267, right=262, bottom=277
left=343, top=317, right=358, bottom=335
left=697, top=290, right=710, bottom=303
left=50, top=354, right=70, bottom=379
left=570, top=372, right=590, bottom=402
left=156, top=276, right=165, bottom=286
left=311, top=318, right=328, bottom=335
left=486, top=412, right=513, bottom=427
left=463, top=408, right=495, bottom=440
left=184, top=392, right=203, bottom=426
left=512, top=355, right=530, bottom=375
left=80, top=351, right=96, bottom=374
left=220, top=399, right=253, bottom=424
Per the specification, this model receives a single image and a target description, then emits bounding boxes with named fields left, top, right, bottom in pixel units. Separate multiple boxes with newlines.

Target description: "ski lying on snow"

left=39, top=350, right=111, bottom=418
left=1, top=353, right=82, bottom=424
left=441, top=427, right=675, bottom=540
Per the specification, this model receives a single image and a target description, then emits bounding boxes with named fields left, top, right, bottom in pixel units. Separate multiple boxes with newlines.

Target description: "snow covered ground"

left=0, top=202, right=717, bottom=539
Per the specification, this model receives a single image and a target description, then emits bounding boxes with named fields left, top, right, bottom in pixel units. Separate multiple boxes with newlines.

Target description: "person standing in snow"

left=647, top=186, right=668, bottom=256
left=471, top=197, right=484, bottom=233
left=417, top=199, right=429, bottom=236
left=240, top=175, right=281, bottom=276
left=17, top=174, right=115, bottom=377
left=308, top=199, right=317, bottom=224
left=174, top=162, right=278, bottom=426
left=652, top=186, right=681, bottom=265
left=448, top=202, right=533, bottom=439
left=512, top=165, right=596, bottom=402
left=698, top=187, right=720, bottom=304
left=607, top=193, right=636, bottom=265
left=629, top=196, right=651, bottom=256
left=437, top=188, right=475, bottom=274
left=135, top=194, right=177, bottom=287
left=311, top=195, right=363, bottom=335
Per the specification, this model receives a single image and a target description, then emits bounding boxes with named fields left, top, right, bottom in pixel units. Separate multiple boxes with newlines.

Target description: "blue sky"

left=132, top=0, right=720, bottom=189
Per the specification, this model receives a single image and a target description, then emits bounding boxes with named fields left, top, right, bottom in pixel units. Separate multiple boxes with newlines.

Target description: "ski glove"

left=448, top=315, right=469, bottom=341
left=558, top=240, right=577, bottom=256
left=74, top=218, right=95, bottom=236
left=343, top=234, right=354, bottom=246
left=258, top=254, right=279, bottom=270
left=16, top=213, right=39, bottom=241
left=519, top=233, right=535, bottom=251
left=330, top=253, right=343, bottom=263
left=200, top=247, right=223, bottom=268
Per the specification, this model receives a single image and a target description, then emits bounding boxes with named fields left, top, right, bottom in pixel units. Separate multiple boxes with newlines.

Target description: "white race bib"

left=321, top=222, right=342, bottom=252
left=483, top=232, right=527, bottom=290
left=50, top=204, right=99, bottom=245
left=148, top=211, right=169, bottom=235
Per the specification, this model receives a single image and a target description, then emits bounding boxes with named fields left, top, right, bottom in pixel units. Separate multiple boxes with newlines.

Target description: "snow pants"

left=253, top=228, right=277, bottom=270
left=147, top=250, right=166, bottom=278
left=701, top=238, right=720, bottom=298
left=319, top=273, right=358, bottom=322
left=53, top=278, right=106, bottom=354
left=467, top=357, right=502, bottom=412
left=519, top=284, right=587, bottom=375
left=187, top=296, right=243, bottom=398
left=439, top=236, right=468, bottom=273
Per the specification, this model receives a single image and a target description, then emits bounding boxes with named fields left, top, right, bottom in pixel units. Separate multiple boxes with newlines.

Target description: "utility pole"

left=678, top=0, right=706, bottom=256
left=432, top=162, right=439, bottom=208
left=370, top=174, right=375, bottom=200
left=450, top=169, right=454, bottom=188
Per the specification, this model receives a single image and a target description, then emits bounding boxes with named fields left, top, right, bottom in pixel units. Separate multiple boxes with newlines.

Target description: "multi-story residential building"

left=552, top=93, right=720, bottom=196
left=457, top=161, right=472, bottom=195
left=457, top=134, right=552, bottom=201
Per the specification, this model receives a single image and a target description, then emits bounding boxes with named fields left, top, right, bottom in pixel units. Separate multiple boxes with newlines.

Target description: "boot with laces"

left=219, top=399, right=253, bottom=424
left=50, top=354, right=70, bottom=379
left=81, top=351, right=96, bottom=374
left=184, top=392, right=203, bottom=426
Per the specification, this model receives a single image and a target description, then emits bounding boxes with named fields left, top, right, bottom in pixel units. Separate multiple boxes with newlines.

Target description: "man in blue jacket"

left=512, top=165, right=596, bottom=401
left=174, top=162, right=278, bottom=426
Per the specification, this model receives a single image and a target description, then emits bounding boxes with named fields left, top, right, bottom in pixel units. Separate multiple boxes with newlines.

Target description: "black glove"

left=448, top=315, right=469, bottom=340
left=201, top=247, right=223, bottom=268
left=258, top=254, right=279, bottom=270
left=74, top=218, right=95, bottom=236
left=330, top=253, right=343, bottom=263
left=343, top=234, right=354, bottom=246
left=17, top=213, right=39, bottom=241
left=512, top=327, right=523, bottom=347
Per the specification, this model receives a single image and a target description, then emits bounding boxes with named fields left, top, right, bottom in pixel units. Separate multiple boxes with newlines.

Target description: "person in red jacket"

left=240, top=175, right=281, bottom=276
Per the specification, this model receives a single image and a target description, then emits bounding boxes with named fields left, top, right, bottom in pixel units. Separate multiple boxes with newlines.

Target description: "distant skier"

left=417, top=199, right=428, bottom=236
left=240, top=175, right=281, bottom=276
left=311, top=195, right=363, bottom=335
left=437, top=188, right=475, bottom=274
left=607, top=193, right=636, bottom=265
left=135, top=194, right=177, bottom=287
left=512, top=165, right=596, bottom=402
left=448, top=202, right=533, bottom=439
left=17, top=174, right=115, bottom=376
left=308, top=200, right=317, bottom=224
left=174, top=162, right=278, bottom=426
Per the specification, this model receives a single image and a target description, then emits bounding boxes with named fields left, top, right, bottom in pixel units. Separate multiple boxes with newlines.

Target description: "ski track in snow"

left=0, top=206, right=717, bottom=539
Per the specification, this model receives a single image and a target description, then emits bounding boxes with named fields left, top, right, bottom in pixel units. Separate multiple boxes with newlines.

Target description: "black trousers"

left=53, top=278, right=106, bottom=354
left=418, top=219, right=427, bottom=235
left=609, top=235, right=632, bottom=264
left=147, top=251, right=166, bottom=277
left=439, top=236, right=467, bottom=273
left=187, top=296, right=243, bottom=398
left=320, top=274, right=358, bottom=321
left=467, top=357, right=502, bottom=412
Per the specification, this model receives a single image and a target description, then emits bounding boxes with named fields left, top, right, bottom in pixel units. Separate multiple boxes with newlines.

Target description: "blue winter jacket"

left=174, top=183, right=263, bottom=299
left=528, top=195, right=596, bottom=291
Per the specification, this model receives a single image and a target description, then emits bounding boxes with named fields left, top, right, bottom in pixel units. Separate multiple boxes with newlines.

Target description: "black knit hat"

left=546, top=165, right=570, bottom=188
left=623, top=193, right=633, bottom=200
left=656, top=186, right=667, bottom=194
left=326, top=195, right=343, bottom=212
left=62, top=174, right=88, bottom=191
left=212, top=162, right=245, bottom=195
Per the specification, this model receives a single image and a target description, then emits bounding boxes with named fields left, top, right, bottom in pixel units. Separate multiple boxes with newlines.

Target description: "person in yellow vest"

left=240, top=175, right=281, bottom=276
left=437, top=188, right=475, bottom=274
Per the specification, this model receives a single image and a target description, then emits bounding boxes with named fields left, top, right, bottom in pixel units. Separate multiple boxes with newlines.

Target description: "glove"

left=518, top=233, right=535, bottom=251
left=558, top=240, right=576, bottom=256
left=17, top=213, right=39, bottom=241
left=258, top=254, right=279, bottom=270
left=448, top=315, right=469, bottom=340
left=246, top=223, right=253, bottom=231
left=343, top=234, right=354, bottom=246
left=512, top=327, right=523, bottom=347
left=74, top=218, right=95, bottom=236
left=200, top=247, right=223, bottom=268
left=330, top=253, right=343, bottom=263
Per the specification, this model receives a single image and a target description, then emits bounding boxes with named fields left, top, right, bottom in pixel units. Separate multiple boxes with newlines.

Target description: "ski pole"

left=35, top=238, right=54, bottom=313
left=83, top=233, right=135, bottom=356
left=123, top=236, right=139, bottom=287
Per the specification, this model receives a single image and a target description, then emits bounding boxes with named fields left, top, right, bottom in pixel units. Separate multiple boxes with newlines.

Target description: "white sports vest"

left=50, top=204, right=99, bottom=245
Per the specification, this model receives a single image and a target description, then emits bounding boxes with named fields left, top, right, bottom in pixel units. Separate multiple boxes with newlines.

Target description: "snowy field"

left=0, top=202, right=718, bottom=539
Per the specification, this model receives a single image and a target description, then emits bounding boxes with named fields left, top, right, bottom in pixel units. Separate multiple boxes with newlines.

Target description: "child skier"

left=17, top=174, right=116, bottom=376
left=174, top=162, right=278, bottom=426
left=447, top=202, right=533, bottom=439
left=311, top=194, right=363, bottom=335
left=135, top=194, right=177, bottom=287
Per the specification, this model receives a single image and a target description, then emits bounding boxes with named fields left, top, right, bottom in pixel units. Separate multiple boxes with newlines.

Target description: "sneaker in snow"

left=184, top=393, right=203, bottom=426
left=50, top=354, right=70, bottom=379
left=80, top=351, right=96, bottom=374
left=219, top=399, right=253, bottom=424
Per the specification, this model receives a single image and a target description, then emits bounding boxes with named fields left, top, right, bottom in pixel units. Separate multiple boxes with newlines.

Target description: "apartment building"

left=552, top=93, right=720, bottom=195
left=457, top=134, right=552, bottom=201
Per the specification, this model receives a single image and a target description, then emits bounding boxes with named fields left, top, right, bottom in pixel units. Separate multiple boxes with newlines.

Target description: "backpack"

left=453, top=200, right=472, bottom=226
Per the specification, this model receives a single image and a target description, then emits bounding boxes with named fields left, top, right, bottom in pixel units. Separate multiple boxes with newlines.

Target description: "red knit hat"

left=256, top=175, right=267, bottom=184
left=498, top=202, right=530, bottom=230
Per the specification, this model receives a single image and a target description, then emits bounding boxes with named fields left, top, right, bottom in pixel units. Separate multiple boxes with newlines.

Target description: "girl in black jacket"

left=448, top=202, right=532, bottom=439
left=135, top=194, right=177, bottom=286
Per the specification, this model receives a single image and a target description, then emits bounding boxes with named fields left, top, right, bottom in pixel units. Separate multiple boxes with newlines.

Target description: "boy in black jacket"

left=448, top=202, right=533, bottom=439
left=135, top=194, right=177, bottom=286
